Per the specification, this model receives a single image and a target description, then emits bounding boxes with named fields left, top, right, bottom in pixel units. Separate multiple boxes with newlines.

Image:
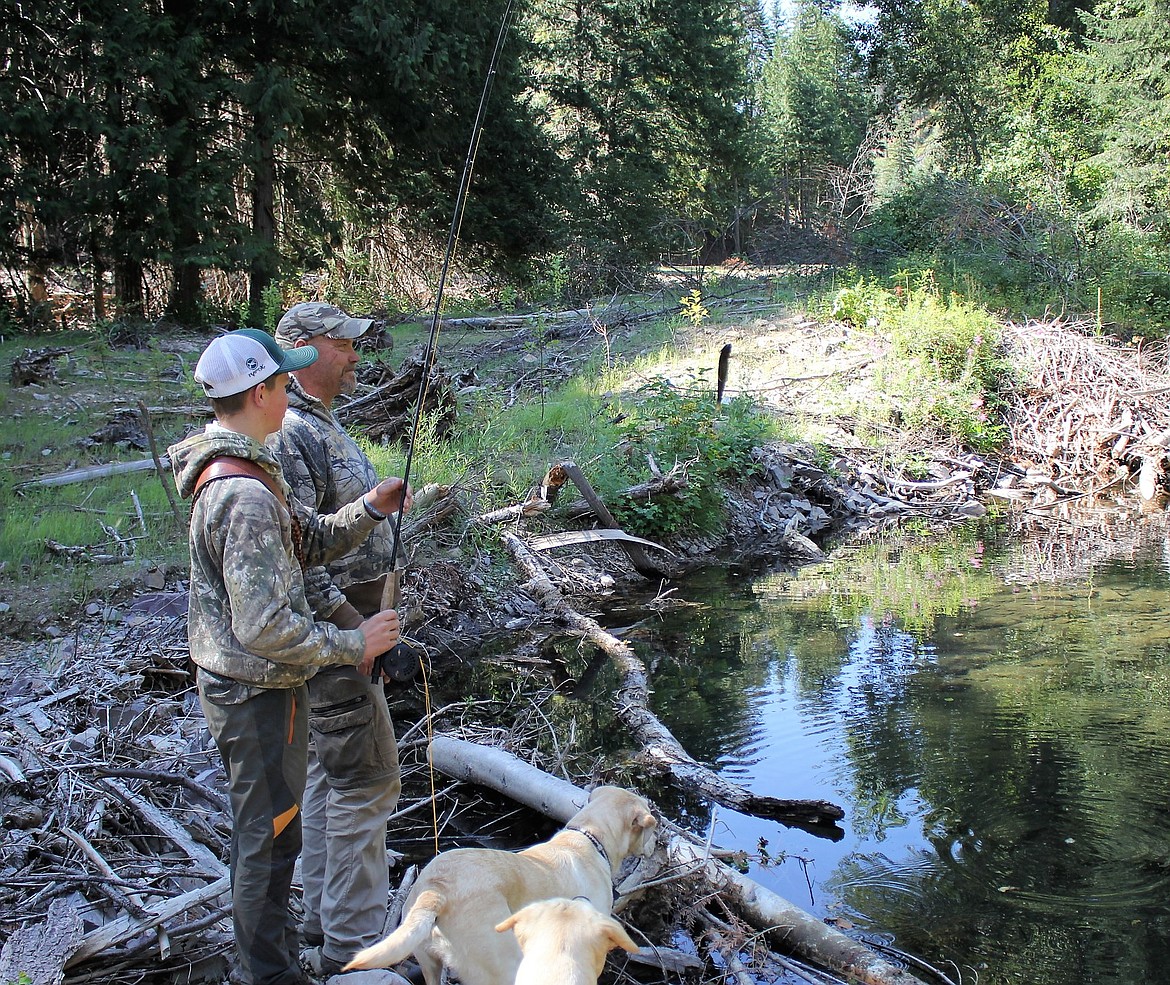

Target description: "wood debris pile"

left=10, top=347, right=72, bottom=386
left=0, top=609, right=506, bottom=985
left=0, top=613, right=232, bottom=985
left=718, top=443, right=998, bottom=569
left=334, top=352, right=465, bottom=442
left=999, top=318, right=1170, bottom=510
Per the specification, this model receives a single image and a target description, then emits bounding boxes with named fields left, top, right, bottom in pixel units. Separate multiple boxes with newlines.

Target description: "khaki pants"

left=300, top=663, right=401, bottom=965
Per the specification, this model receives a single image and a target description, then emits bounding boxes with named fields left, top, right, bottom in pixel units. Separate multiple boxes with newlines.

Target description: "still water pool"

left=635, top=523, right=1170, bottom=985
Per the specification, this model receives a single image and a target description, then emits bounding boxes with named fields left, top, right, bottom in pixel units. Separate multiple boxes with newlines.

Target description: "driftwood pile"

left=0, top=612, right=232, bottom=985
left=998, top=318, right=1170, bottom=512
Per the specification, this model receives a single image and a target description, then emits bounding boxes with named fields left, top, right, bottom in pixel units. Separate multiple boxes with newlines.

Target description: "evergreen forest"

left=3, top=0, right=1168, bottom=332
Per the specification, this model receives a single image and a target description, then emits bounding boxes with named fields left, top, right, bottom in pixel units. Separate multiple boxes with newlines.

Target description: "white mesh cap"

left=194, top=329, right=318, bottom=398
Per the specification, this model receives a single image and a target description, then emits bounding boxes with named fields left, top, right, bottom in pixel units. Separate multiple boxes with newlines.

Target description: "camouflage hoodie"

left=168, top=423, right=378, bottom=687
left=275, top=377, right=394, bottom=596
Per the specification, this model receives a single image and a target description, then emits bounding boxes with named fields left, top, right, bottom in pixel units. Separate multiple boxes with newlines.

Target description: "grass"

left=0, top=266, right=1015, bottom=632
left=0, top=327, right=209, bottom=624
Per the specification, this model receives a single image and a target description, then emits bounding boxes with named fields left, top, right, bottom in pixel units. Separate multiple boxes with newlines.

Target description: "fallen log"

left=526, top=528, right=673, bottom=555
left=427, top=734, right=924, bottom=985
left=15, top=457, right=166, bottom=490
left=560, top=470, right=689, bottom=519
left=415, top=308, right=621, bottom=331
left=0, top=897, right=84, bottom=985
left=473, top=498, right=552, bottom=525
left=559, top=460, right=672, bottom=578
left=500, top=531, right=845, bottom=833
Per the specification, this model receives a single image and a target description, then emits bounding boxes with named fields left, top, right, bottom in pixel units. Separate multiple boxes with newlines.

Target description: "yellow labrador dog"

left=495, top=897, right=639, bottom=985
left=344, top=786, right=657, bottom=985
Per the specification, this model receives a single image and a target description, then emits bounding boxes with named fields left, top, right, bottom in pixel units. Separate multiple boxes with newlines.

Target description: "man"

left=273, top=303, right=406, bottom=977
left=168, top=328, right=410, bottom=985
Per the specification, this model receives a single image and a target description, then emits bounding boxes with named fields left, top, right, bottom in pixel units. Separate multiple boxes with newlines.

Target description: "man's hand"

left=358, top=609, right=400, bottom=676
left=366, top=476, right=413, bottom=518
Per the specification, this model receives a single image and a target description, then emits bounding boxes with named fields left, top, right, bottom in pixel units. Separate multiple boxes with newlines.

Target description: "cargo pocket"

left=200, top=673, right=258, bottom=706
left=308, top=692, right=384, bottom=788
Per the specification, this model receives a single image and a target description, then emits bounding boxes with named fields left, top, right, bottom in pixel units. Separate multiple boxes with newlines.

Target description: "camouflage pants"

left=198, top=670, right=309, bottom=985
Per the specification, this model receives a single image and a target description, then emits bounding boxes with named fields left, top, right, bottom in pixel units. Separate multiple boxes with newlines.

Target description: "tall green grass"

left=825, top=274, right=1011, bottom=452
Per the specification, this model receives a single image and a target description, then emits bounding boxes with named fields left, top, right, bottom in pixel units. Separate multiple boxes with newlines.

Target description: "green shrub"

left=605, top=377, right=774, bottom=540
left=828, top=274, right=1011, bottom=452
left=829, top=277, right=893, bottom=328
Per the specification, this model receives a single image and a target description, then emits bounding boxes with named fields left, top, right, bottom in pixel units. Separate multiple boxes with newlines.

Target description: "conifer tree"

left=761, top=0, right=869, bottom=228
left=1081, top=0, right=1170, bottom=238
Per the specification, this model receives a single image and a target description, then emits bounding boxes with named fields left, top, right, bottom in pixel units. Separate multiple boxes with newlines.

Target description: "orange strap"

left=193, top=456, right=305, bottom=569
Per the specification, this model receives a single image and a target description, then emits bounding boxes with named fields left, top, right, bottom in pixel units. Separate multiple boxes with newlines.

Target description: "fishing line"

left=386, top=0, right=515, bottom=562
left=380, top=0, right=516, bottom=855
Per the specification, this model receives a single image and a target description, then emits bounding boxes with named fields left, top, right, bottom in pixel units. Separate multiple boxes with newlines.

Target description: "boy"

left=168, top=328, right=410, bottom=985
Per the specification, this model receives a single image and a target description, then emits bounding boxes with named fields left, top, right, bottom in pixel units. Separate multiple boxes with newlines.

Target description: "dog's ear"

left=603, top=919, right=639, bottom=954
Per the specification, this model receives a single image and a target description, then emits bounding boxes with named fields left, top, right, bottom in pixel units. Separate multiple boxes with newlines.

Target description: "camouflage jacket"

left=168, top=423, right=378, bottom=687
left=275, top=378, right=394, bottom=605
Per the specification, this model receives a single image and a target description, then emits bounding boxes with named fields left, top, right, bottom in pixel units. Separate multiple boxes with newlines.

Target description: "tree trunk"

left=249, top=136, right=276, bottom=328
left=114, top=254, right=144, bottom=321
left=20, top=205, right=49, bottom=307
left=161, top=0, right=204, bottom=325
left=92, top=252, right=107, bottom=322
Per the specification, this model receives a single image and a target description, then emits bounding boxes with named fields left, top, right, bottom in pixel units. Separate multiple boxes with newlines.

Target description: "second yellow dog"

left=343, top=786, right=657, bottom=985
left=496, top=897, right=639, bottom=985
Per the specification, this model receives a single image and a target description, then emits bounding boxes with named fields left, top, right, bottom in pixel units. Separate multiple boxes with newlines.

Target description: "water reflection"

left=638, top=523, right=1170, bottom=985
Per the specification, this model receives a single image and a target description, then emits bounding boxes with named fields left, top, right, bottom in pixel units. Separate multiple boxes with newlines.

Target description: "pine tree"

left=1082, top=0, right=1170, bottom=237
left=525, top=0, right=756, bottom=265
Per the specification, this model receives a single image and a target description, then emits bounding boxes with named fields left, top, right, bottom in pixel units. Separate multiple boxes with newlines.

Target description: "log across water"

left=428, top=734, right=925, bottom=985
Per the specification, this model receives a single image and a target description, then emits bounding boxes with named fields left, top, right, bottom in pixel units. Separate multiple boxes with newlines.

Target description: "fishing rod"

left=373, top=0, right=517, bottom=682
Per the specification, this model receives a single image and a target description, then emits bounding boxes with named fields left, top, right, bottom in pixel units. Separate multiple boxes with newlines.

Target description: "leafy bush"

left=605, top=378, right=774, bottom=540
left=828, top=276, right=892, bottom=328
left=1083, top=226, right=1170, bottom=335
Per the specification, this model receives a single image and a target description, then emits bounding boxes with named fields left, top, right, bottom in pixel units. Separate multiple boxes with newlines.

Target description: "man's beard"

left=339, top=370, right=358, bottom=395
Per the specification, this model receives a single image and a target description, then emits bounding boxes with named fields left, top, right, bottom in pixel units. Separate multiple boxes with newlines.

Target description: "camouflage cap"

left=275, top=302, right=375, bottom=345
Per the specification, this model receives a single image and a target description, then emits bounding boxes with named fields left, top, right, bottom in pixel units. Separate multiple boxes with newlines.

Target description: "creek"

left=427, top=517, right=1170, bottom=984
left=626, top=519, right=1170, bottom=985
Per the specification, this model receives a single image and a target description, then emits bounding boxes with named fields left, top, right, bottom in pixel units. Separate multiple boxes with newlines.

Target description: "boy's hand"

left=358, top=609, right=400, bottom=676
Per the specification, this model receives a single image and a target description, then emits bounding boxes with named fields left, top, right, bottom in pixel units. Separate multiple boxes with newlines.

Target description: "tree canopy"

left=2, top=0, right=1168, bottom=330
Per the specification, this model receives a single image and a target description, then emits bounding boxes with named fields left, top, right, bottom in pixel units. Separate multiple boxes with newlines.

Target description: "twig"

left=138, top=399, right=184, bottom=525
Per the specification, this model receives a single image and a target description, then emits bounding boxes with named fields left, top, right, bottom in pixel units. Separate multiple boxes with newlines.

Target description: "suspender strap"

left=193, top=456, right=305, bottom=569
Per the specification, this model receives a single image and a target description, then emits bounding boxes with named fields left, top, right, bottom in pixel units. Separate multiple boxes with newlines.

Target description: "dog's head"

left=496, top=898, right=638, bottom=974
left=578, top=785, right=658, bottom=862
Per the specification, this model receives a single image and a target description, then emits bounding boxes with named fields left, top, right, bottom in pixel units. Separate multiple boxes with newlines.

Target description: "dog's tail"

left=343, top=889, right=444, bottom=970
